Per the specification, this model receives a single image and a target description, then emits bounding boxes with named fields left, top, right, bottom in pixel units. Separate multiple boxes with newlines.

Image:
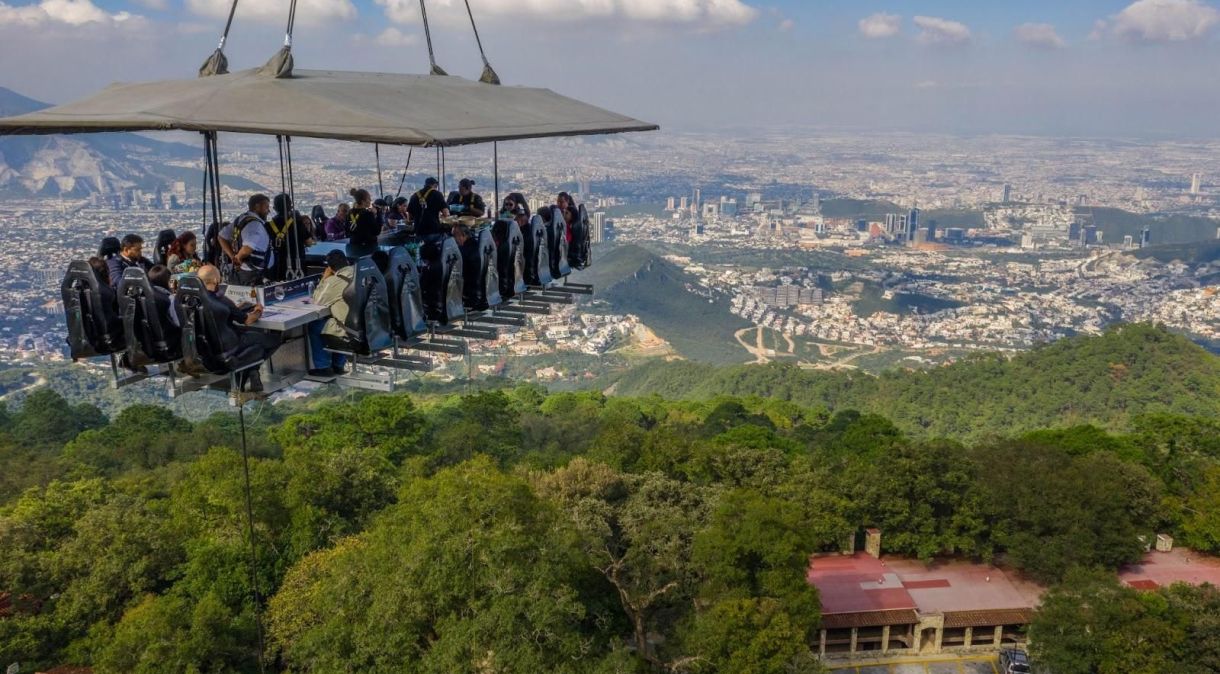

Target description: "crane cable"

left=418, top=0, right=448, bottom=76
left=199, top=0, right=240, bottom=75
left=463, top=0, right=500, bottom=85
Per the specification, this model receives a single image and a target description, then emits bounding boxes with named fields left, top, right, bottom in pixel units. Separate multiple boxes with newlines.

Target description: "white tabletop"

left=253, top=298, right=331, bottom=332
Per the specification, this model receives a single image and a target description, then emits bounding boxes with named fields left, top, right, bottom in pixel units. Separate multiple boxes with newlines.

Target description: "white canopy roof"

left=0, top=67, right=658, bottom=146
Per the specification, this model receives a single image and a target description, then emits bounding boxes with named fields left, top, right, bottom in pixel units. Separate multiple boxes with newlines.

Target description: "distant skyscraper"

left=666, top=197, right=676, bottom=211
left=1191, top=173, right=1202, bottom=195
left=578, top=177, right=591, bottom=199
left=592, top=212, right=606, bottom=243
left=679, top=196, right=688, bottom=211
left=1002, top=184, right=1012, bottom=204
left=812, top=191, right=821, bottom=214
left=693, top=188, right=701, bottom=210
left=908, top=209, right=921, bottom=242
left=746, top=192, right=762, bottom=208
left=1140, top=227, right=1151, bottom=249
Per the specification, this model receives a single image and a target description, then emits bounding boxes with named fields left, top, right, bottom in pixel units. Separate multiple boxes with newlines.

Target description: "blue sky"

left=2, top=0, right=1219, bottom=136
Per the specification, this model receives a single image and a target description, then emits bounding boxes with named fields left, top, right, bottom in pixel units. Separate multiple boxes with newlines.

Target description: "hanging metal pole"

left=493, top=141, right=500, bottom=213
left=441, top=147, right=446, bottom=193
left=375, top=143, right=385, bottom=199
left=286, top=136, right=301, bottom=278
left=435, top=146, right=441, bottom=183
left=238, top=399, right=267, bottom=674
left=463, top=0, right=500, bottom=84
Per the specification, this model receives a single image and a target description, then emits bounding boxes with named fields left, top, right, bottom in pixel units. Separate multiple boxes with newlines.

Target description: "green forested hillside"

left=611, top=324, right=1220, bottom=438
left=573, top=245, right=752, bottom=364
left=1, top=325, right=1219, bottom=673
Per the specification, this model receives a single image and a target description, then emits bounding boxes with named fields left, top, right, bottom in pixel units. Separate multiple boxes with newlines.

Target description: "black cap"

left=459, top=178, right=475, bottom=189
left=424, top=177, right=439, bottom=188
left=324, top=249, right=350, bottom=272
left=394, top=196, right=409, bottom=207
left=373, top=198, right=388, bottom=208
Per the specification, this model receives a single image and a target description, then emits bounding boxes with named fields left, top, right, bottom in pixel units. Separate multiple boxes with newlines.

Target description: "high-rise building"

left=1191, top=173, right=1202, bottom=195
left=1002, top=184, right=1012, bottom=204
left=592, top=212, right=606, bottom=243
left=693, top=188, right=701, bottom=210
left=666, top=197, right=676, bottom=211
left=1140, top=227, right=1151, bottom=249
left=679, top=196, right=689, bottom=211
left=908, top=209, right=921, bottom=242
left=746, top=192, right=762, bottom=209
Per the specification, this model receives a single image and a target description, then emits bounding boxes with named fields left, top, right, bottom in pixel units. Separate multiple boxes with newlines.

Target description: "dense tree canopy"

left=0, top=326, right=1218, bottom=672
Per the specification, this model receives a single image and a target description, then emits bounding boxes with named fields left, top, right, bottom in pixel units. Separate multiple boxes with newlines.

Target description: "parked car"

left=999, top=648, right=1032, bottom=674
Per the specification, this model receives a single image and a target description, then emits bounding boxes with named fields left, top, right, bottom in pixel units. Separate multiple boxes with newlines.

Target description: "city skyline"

left=0, top=0, right=1219, bottom=137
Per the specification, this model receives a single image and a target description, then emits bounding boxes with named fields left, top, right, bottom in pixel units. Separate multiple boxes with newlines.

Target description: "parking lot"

left=828, top=656, right=999, bottom=674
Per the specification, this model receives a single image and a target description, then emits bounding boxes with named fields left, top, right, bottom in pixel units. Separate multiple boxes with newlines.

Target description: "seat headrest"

left=98, top=237, right=121, bottom=259
left=119, top=267, right=153, bottom=295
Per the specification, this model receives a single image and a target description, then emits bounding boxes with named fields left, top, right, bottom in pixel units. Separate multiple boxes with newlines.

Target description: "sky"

left=1, top=0, right=1220, bottom=137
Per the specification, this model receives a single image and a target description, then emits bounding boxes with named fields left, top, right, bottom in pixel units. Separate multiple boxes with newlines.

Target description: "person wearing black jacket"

left=347, top=188, right=381, bottom=250
left=197, top=265, right=281, bottom=394
left=447, top=178, right=486, bottom=217
left=147, top=264, right=182, bottom=346
left=106, top=234, right=152, bottom=290
left=267, top=193, right=315, bottom=282
left=407, top=177, right=450, bottom=236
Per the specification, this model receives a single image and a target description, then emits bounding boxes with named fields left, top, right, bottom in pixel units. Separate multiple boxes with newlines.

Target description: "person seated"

left=388, top=197, right=410, bottom=227
left=87, top=256, right=121, bottom=329
left=307, top=250, right=354, bottom=377
left=347, top=189, right=381, bottom=249
left=147, top=264, right=182, bottom=340
left=98, top=237, right=121, bottom=260
left=324, top=203, right=350, bottom=241
left=196, top=264, right=281, bottom=394
left=268, top=193, right=316, bottom=283
left=407, top=177, right=450, bottom=237
left=373, top=198, right=390, bottom=229
left=106, top=234, right=153, bottom=290
left=166, top=232, right=202, bottom=275
left=311, top=205, right=328, bottom=231
left=556, top=192, right=579, bottom=242
left=447, top=178, right=486, bottom=217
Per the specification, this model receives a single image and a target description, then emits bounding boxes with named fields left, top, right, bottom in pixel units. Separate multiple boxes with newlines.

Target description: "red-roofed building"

left=808, top=542, right=1220, bottom=662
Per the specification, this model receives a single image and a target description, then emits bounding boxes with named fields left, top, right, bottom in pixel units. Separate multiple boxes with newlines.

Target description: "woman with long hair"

left=165, top=231, right=202, bottom=274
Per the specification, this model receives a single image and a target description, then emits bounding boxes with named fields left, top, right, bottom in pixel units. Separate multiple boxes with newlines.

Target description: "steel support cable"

left=286, top=136, right=302, bottom=278
left=419, top=0, right=448, bottom=76
left=394, top=148, right=414, bottom=200
left=493, top=141, right=499, bottom=212
left=238, top=401, right=267, bottom=674
left=463, top=0, right=500, bottom=85
left=199, top=0, right=240, bottom=75
left=284, top=0, right=299, bottom=46
left=201, top=134, right=212, bottom=248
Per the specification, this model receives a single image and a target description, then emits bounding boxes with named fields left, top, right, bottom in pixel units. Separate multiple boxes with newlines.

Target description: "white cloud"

left=913, top=15, right=972, bottom=45
left=130, top=0, right=166, bottom=10
left=186, top=0, right=355, bottom=26
left=377, top=0, right=758, bottom=30
left=1014, top=22, right=1066, bottom=48
left=0, top=0, right=140, bottom=26
left=374, top=26, right=417, bottom=47
left=778, top=18, right=793, bottom=32
left=1109, top=0, right=1220, bottom=42
left=858, top=12, right=900, bottom=39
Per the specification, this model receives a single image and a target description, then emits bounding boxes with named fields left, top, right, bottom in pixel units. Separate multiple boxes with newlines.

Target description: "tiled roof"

left=943, top=608, right=1034, bottom=629
left=821, top=609, right=919, bottom=630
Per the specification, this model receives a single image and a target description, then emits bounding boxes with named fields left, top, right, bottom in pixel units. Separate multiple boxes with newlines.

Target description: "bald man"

left=197, top=264, right=279, bottom=394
